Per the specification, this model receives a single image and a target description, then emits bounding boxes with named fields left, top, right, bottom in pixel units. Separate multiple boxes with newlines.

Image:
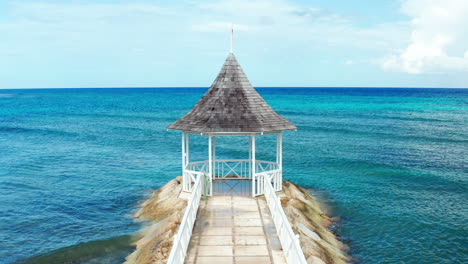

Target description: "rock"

left=124, top=177, right=188, bottom=264
left=297, top=222, right=321, bottom=241
left=280, top=180, right=350, bottom=264
left=308, top=255, right=327, bottom=264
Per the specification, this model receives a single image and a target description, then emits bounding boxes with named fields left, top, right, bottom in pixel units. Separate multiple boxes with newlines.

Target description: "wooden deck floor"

left=184, top=196, right=287, bottom=264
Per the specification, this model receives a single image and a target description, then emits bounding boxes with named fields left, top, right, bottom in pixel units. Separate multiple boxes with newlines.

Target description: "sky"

left=0, top=0, right=467, bottom=89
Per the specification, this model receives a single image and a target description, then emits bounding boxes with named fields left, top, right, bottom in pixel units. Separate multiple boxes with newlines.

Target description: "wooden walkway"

left=184, top=196, right=287, bottom=264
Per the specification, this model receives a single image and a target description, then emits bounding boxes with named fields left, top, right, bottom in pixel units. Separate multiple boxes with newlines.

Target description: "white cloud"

left=190, top=0, right=408, bottom=54
left=0, top=0, right=406, bottom=59
left=382, top=0, right=468, bottom=74
left=3, top=0, right=465, bottom=88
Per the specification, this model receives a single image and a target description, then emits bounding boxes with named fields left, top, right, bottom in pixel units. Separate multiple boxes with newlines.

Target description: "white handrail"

left=263, top=173, right=308, bottom=264
left=167, top=172, right=204, bottom=264
left=253, top=169, right=282, bottom=196
left=185, top=159, right=278, bottom=180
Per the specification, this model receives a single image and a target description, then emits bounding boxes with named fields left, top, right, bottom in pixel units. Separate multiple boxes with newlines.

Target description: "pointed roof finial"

left=230, top=24, right=234, bottom=54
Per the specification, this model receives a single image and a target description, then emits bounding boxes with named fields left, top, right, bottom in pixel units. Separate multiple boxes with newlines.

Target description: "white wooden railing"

left=166, top=172, right=204, bottom=264
left=263, top=173, right=308, bottom=264
left=182, top=169, right=201, bottom=192
left=253, top=169, right=282, bottom=196
left=214, top=159, right=250, bottom=179
left=185, top=159, right=281, bottom=197
left=185, top=159, right=278, bottom=179
left=173, top=160, right=305, bottom=264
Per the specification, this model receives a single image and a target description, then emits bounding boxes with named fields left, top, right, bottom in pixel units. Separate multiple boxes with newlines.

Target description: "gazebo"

left=167, top=39, right=296, bottom=197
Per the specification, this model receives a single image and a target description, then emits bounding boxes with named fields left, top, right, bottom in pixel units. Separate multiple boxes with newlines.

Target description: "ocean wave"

left=1, top=181, right=42, bottom=191
left=68, top=112, right=176, bottom=122
left=0, top=93, right=16, bottom=99
left=279, top=110, right=456, bottom=123
left=300, top=125, right=468, bottom=144
left=0, top=126, right=79, bottom=138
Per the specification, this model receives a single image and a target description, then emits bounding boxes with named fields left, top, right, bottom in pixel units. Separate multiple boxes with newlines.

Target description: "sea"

left=0, top=88, right=466, bottom=264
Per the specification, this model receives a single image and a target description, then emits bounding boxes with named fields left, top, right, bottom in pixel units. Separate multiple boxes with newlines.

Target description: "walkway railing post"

left=202, top=173, right=209, bottom=200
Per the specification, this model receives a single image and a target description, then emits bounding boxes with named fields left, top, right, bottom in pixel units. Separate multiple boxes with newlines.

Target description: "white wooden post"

left=185, top=133, right=190, bottom=166
left=251, top=135, right=256, bottom=197
left=276, top=132, right=283, bottom=191
left=208, top=136, right=213, bottom=195
left=181, top=132, right=186, bottom=191
left=248, top=136, right=252, bottom=178
left=182, top=132, right=185, bottom=173
left=250, top=136, right=252, bottom=178
left=212, top=136, right=216, bottom=179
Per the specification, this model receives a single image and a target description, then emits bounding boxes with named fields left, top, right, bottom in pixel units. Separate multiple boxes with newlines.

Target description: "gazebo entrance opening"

left=212, top=180, right=251, bottom=196
left=181, top=132, right=283, bottom=197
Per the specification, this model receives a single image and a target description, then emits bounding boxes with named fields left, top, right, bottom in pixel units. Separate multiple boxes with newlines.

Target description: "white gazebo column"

left=248, top=137, right=252, bottom=178
left=208, top=135, right=213, bottom=196
left=212, top=136, right=216, bottom=178
left=182, top=132, right=190, bottom=192
left=250, top=135, right=256, bottom=197
left=185, top=133, right=190, bottom=166
left=276, top=132, right=283, bottom=191
left=182, top=132, right=185, bottom=172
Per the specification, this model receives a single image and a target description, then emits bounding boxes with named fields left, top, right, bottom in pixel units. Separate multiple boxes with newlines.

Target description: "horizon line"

left=1, top=86, right=467, bottom=90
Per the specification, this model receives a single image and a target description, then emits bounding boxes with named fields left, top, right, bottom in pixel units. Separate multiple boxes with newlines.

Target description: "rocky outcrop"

left=279, top=181, right=350, bottom=264
left=124, top=177, right=188, bottom=264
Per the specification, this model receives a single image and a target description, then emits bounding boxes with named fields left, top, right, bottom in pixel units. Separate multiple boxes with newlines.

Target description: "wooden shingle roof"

left=167, top=53, right=296, bottom=134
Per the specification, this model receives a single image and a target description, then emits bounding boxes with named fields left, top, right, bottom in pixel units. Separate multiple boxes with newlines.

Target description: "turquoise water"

left=0, top=88, right=467, bottom=263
